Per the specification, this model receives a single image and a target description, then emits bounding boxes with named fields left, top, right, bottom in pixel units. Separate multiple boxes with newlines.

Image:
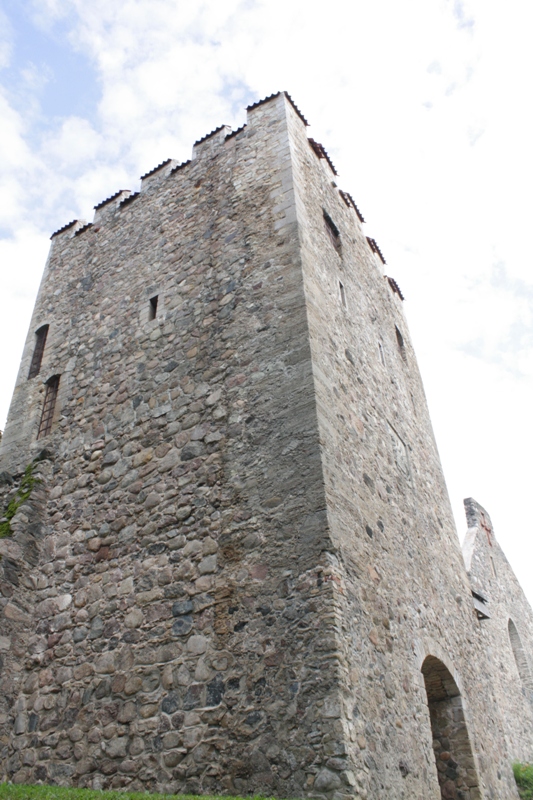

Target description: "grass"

left=514, top=763, right=533, bottom=799
left=0, top=786, right=274, bottom=800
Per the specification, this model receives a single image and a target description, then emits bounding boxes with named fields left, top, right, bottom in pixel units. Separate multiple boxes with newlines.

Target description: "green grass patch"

left=0, top=786, right=275, bottom=800
left=514, top=762, right=533, bottom=799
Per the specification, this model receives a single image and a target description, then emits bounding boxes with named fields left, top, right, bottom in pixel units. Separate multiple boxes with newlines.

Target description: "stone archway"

left=421, top=656, right=481, bottom=800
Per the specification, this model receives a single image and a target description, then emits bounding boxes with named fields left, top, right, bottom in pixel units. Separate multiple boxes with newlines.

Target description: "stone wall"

left=283, top=93, right=526, bottom=799
left=0, top=455, right=51, bottom=776
left=463, top=498, right=533, bottom=766
left=0, top=92, right=531, bottom=799
left=0, top=93, right=343, bottom=797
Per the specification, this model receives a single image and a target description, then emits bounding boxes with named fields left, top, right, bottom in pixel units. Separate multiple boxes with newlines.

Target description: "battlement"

left=308, top=138, right=338, bottom=175
left=246, top=90, right=309, bottom=126
left=93, top=189, right=131, bottom=211
left=139, top=159, right=174, bottom=181
left=50, top=218, right=85, bottom=239
left=49, top=92, right=372, bottom=250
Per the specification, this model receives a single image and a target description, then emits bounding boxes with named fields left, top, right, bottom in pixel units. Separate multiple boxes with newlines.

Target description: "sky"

left=1, top=0, right=532, bottom=603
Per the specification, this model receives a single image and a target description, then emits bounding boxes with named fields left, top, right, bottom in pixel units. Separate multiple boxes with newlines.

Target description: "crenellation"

left=366, top=235, right=387, bottom=264
left=308, top=138, right=338, bottom=176
left=140, top=159, right=174, bottom=181
left=246, top=91, right=309, bottom=128
left=119, top=191, right=140, bottom=209
left=224, top=124, right=246, bottom=141
left=93, top=190, right=131, bottom=211
left=93, top=192, right=132, bottom=226
left=50, top=219, right=86, bottom=240
left=385, top=275, right=405, bottom=301
left=140, top=160, right=182, bottom=192
left=74, top=223, right=94, bottom=238
left=192, top=125, right=232, bottom=160
left=0, top=92, right=530, bottom=799
left=339, top=189, right=365, bottom=222
left=169, top=159, right=192, bottom=176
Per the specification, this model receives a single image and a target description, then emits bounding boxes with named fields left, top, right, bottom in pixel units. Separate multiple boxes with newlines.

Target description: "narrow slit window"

left=490, top=555, right=497, bottom=579
left=148, top=295, right=159, bottom=321
left=37, top=375, right=60, bottom=439
left=28, top=325, right=49, bottom=379
left=339, top=282, right=346, bottom=307
left=395, top=326, right=407, bottom=362
left=323, top=211, right=341, bottom=252
left=378, top=342, right=385, bottom=366
left=508, top=619, right=533, bottom=691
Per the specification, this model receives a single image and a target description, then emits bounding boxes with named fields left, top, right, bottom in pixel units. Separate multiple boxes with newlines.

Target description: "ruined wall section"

left=287, top=116, right=520, bottom=797
left=463, top=498, right=533, bottom=765
left=0, top=94, right=342, bottom=797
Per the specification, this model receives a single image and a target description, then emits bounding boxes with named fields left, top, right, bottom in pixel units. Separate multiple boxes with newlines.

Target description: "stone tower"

left=1, top=92, right=532, bottom=799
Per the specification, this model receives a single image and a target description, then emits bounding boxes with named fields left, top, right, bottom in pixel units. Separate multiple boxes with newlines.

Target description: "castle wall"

left=0, top=93, right=343, bottom=796
left=286, top=106, right=522, bottom=797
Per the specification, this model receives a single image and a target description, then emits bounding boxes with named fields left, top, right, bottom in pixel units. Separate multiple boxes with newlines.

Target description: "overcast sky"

left=1, top=0, right=532, bottom=603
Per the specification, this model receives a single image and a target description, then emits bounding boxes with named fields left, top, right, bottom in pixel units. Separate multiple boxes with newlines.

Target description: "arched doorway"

left=421, top=656, right=481, bottom=800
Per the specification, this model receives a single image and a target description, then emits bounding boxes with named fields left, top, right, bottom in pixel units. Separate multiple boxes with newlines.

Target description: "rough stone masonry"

left=1, top=92, right=532, bottom=800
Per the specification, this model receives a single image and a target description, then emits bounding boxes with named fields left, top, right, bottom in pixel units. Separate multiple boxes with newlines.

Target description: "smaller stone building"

left=463, top=498, right=533, bottom=764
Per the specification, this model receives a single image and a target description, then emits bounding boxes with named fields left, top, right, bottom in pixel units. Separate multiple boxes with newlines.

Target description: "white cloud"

left=0, top=90, right=43, bottom=226
left=42, top=116, right=103, bottom=169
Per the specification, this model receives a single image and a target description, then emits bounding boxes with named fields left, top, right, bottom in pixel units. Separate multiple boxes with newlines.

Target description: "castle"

left=1, top=91, right=532, bottom=800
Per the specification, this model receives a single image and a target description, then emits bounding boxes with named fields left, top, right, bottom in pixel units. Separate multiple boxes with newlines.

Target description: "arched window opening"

left=395, top=326, right=407, bottom=362
left=339, top=281, right=346, bottom=308
left=489, top=555, right=497, bottom=578
left=508, top=619, right=533, bottom=693
left=28, top=325, right=49, bottom=379
left=421, top=656, right=480, bottom=800
left=148, top=295, right=159, bottom=321
left=37, top=375, right=60, bottom=439
left=323, top=210, right=341, bottom=252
